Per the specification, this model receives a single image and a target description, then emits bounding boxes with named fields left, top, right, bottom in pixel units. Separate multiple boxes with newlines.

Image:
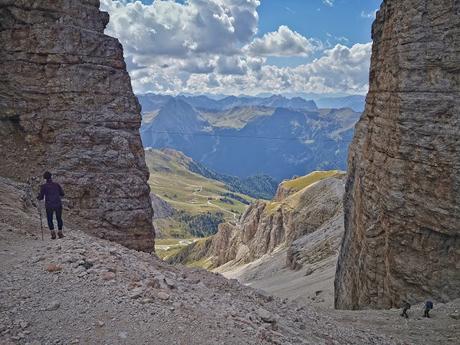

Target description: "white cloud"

left=290, top=43, right=372, bottom=93
left=216, top=56, right=248, bottom=75
left=245, top=25, right=320, bottom=57
left=323, top=0, right=334, bottom=7
left=129, top=43, right=372, bottom=95
left=101, top=0, right=260, bottom=58
left=361, top=10, right=377, bottom=19
left=100, top=0, right=372, bottom=96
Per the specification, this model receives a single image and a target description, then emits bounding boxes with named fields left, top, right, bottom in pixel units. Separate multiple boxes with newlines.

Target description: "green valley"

left=145, top=148, right=258, bottom=254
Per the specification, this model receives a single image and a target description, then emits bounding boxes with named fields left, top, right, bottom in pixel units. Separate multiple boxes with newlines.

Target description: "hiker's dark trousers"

left=46, top=207, right=63, bottom=231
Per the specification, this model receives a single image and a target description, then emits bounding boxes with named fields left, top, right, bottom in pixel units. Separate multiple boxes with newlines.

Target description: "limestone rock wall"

left=335, top=0, right=460, bottom=309
left=0, top=0, right=154, bottom=250
left=170, top=175, right=345, bottom=270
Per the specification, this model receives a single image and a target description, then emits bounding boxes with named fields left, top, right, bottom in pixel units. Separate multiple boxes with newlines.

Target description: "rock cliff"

left=168, top=172, right=346, bottom=305
left=335, top=0, right=460, bottom=309
left=0, top=0, right=154, bottom=250
left=202, top=173, right=346, bottom=269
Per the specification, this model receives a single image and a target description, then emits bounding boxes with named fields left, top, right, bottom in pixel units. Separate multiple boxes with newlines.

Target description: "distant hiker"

left=424, top=300, right=433, bottom=318
left=37, top=171, right=65, bottom=239
left=400, top=301, right=411, bottom=318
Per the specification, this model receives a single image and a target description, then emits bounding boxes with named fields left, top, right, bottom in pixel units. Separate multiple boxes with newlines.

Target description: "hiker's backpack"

left=426, top=301, right=433, bottom=309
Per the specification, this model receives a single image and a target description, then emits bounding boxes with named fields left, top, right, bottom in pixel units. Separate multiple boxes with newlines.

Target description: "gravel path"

left=0, top=229, right=401, bottom=345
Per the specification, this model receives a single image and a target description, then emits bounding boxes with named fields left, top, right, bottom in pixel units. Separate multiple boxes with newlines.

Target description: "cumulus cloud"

left=245, top=25, right=320, bottom=57
left=101, top=0, right=260, bottom=58
left=290, top=43, right=372, bottom=93
left=130, top=43, right=372, bottom=95
left=100, top=0, right=372, bottom=96
left=216, top=56, right=248, bottom=75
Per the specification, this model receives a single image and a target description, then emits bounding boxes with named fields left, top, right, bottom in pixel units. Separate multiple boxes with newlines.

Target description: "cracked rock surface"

left=0, top=0, right=154, bottom=251
left=335, top=0, right=460, bottom=309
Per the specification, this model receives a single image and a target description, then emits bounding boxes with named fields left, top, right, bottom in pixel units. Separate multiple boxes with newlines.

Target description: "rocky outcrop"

left=0, top=1, right=154, bottom=250
left=170, top=172, right=346, bottom=275
left=151, top=193, right=174, bottom=220
left=209, top=174, right=346, bottom=307
left=274, top=171, right=343, bottom=202
left=335, top=0, right=460, bottom=309
left=210, top=175, right=345, bottom=269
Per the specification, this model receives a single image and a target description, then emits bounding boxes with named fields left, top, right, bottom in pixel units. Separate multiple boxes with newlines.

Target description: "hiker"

left=37, top=171, right=65, bottom=239
left=400, top=301, right=411, bottom=318
left=424, top=300, right=433, bottom=318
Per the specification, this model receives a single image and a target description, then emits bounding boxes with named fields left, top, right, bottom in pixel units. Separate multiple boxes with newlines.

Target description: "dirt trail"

left=190, top=184, right=238, bottom=220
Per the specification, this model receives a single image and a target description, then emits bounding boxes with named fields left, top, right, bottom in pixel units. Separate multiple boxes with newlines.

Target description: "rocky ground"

left=220, top=247, right=337, bottom=309
left=0, top=177, right=459, bottom=345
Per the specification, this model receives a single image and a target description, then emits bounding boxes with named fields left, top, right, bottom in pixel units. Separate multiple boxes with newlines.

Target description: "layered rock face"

left=211, top=176, right=345, bottom=268
left=168, top=173, right=346, bottom=272
left=335, top=0, right=460, bottom=309
left=0, top=0, right=154, bottom=250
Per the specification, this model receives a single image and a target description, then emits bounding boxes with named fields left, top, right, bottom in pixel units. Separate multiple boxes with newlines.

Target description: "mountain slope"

left=200, top=106, right=275, bottom=129
left=146, top=147, right=235, bottom=216
left=167, top=172, right=346, bottom=307
left=188, top=160, right=278, bottom=200
left=145, top=148, right=255, bottom=239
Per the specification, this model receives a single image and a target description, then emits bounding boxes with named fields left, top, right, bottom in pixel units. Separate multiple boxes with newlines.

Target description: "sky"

left=101, top=0, right=382, bottom=96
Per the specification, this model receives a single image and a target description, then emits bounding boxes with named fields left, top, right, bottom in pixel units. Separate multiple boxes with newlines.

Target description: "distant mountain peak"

left=163, top=97, right=195, bottom=112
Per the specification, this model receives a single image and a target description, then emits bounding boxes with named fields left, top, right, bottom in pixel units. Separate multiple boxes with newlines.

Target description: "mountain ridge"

left=138, top=93, right=318, bottom=113
left=140, top=96, right=360, bottom=180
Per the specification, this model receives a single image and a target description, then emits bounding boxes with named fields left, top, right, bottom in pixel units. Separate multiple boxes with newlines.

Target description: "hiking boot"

left=57, top=231, right=64, bottom=239
left=50, top=231, right=56, bottom=240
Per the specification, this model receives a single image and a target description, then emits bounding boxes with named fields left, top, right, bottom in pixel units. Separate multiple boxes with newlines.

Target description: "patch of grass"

left=153, top=218, right=189, bottom=238
left=155, top=238, right=198, bottom=260
left=145, top=149, right=254, bottom=230
left=264, top=201, right=280, bottom=213
left=156, top=238, right=189, bottom=246
left=265, top=170, right=345, bottom=215
left=281, top=170, right=344, bottom=192
left=156, top=246, right=184, bottom=260
left=187, top=257, right=214, bottom=270
left=200, top=106, right=274, bottom=129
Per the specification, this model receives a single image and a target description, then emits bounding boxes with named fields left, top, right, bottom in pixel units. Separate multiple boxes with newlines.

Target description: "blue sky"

left=258, top=0, right=380, bottom=46
left=258, top=0, right=381, bottom=68
left=101, top=0, right=381, bottom=95
left=119, top=0, right=380, bottom=45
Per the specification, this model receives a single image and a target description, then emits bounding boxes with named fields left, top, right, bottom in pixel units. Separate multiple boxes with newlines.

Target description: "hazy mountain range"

left=139, top=94, right=362, bottom=181
left=315, top=95, right=366, bottom=112
left=138, top=93, right=365, bottom=113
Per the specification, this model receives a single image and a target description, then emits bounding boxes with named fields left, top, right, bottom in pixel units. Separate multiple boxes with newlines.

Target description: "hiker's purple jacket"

left=37, top=181, right=64, bottom=209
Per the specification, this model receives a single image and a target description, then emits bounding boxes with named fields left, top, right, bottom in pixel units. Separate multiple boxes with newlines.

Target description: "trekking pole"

left=37, top=201, right=44, bottom=241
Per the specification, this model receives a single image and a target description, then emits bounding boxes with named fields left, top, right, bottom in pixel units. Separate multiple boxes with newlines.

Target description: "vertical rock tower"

left=0, top=0, right=154, bottom=251
left=335, top=0, right=460, bottom=309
